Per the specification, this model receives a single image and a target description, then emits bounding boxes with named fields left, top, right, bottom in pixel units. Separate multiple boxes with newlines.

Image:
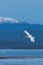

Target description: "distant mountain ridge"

left=0, top=22, right=43, bottom=49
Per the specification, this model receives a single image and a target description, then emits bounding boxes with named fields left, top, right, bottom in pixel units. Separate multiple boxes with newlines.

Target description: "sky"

left=0, top=0, right=43, bottom=24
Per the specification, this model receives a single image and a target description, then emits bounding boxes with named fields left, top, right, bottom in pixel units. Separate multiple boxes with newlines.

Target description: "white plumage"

left=24, top=30, right=35, bottom=43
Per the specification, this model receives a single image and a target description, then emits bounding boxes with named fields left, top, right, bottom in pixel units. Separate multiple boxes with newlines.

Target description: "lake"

left=0, top=58, right=43, bottom=65
left=0, top=49, right=43, bottom=65
left=0, top=49, right=43, bottom=57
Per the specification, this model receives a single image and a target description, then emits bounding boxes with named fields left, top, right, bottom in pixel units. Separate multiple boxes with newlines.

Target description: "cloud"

left=0, top=17, right=20, bottom=24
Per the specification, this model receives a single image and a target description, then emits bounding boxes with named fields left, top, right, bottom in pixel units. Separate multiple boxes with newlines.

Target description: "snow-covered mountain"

left=0, top=17, right=43, bottom=49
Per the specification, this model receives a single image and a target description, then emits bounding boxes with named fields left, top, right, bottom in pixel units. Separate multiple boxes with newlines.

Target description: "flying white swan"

left=24, top=30, right=35, bottom=43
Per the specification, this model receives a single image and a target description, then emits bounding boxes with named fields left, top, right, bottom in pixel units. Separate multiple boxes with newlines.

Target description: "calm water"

left=0, top=49, right=43, bottom=65
left=0, top=49, right=43, bottom=57
left=0, top=58, right=43, bottom=65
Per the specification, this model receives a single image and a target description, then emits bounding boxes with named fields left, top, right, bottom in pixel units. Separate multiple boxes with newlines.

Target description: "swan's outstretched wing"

left=24, top=30, right=32, bottom=38
left=24, top=30, right=35, bottom=43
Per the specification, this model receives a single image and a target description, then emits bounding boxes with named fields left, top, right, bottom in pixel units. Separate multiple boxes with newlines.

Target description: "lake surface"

left=0, top=49, right=43, bottom=57
left=0, top=58, right=43, bottom=65
left=0, top=49, right=43, bottom=65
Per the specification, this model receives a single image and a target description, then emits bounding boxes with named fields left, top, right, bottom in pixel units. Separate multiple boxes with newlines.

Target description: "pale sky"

left=0, top=0, right=43, bottom=24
